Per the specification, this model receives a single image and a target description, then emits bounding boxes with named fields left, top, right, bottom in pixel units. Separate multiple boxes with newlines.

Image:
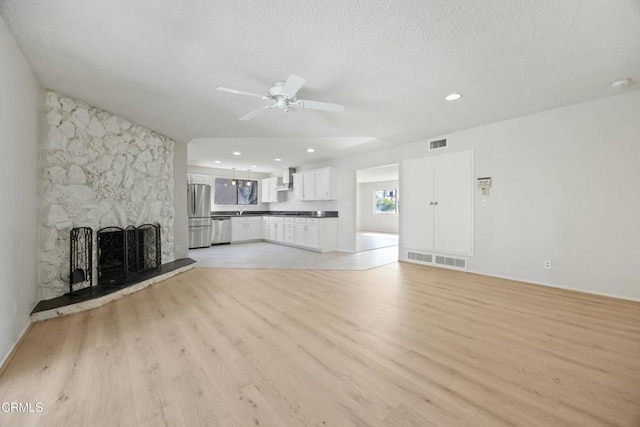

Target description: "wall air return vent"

left=435, top=255, right=467, bottom=270
left=429, top=138, right=447, bottom=150
left=407, top=251, right=433, bottom=263
left=407, top=251, right=467, bottom=270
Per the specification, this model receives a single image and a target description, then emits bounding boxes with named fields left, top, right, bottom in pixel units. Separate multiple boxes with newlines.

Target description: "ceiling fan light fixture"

left=445, top=93, right=462, bottom=101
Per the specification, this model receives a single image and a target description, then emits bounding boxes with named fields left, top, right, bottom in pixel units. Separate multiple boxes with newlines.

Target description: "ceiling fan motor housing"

left=269, top=84, right=286, bottom=97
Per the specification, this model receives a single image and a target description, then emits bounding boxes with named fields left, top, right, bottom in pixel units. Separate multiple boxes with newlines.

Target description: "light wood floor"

left=1, top=263, right=640, bottom=426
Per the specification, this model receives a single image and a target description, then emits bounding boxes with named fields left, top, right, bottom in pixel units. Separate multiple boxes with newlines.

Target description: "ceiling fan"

left=217, top=74, right=344, bottom=121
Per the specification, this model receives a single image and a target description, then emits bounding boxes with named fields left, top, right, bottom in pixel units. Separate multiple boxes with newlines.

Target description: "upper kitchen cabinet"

left=401, top=150, right=474, bottom=256
left=187, top=173, right=211, bottom=185
left=293, top=167, right=338, bottom=201
left=261, top=176, right=283, bottom=203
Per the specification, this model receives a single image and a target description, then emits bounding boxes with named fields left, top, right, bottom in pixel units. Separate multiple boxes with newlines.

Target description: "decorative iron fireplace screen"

left=96, top=223, right=161, bottom=287
left=97, top=227, right=127, bottom=286
left=137, top=224, right=161, bottom=273
left=69, top=227, right=93, bottom=293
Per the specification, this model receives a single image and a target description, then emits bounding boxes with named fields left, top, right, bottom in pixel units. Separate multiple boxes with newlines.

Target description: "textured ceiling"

left=2, top=0, right=640, bottom=172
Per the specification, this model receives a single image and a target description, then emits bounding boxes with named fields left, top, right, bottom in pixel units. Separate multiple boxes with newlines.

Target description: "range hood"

left=275, top=167, right=296, bottom=191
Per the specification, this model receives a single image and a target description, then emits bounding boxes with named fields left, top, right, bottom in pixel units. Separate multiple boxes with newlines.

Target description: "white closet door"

left=401, top=157, right=435, bottom=250
left=433, top=150, right=473, bottom=255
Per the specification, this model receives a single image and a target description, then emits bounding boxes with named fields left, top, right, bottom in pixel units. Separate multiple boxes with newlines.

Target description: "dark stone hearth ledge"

left=31, top=258, right=196, bottom=318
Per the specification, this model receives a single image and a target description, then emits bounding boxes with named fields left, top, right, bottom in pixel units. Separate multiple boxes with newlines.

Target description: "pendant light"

left=246, top=169, right=252, bottom=186
left=231, top=168, right=236, bottom=186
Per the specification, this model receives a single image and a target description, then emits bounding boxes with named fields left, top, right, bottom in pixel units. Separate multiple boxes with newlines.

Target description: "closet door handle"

left=434, top=201, right=438, bottom=206
left=429, top=202, right=434, bottom=206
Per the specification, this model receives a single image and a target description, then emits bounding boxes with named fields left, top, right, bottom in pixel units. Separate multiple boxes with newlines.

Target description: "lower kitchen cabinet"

left=267, top=217, right=284, bottom=242
left=233, top=216, right=338, bottom=252
left=284, top=217, right=295, bottom=244
left=230, top=217, right=262, bottom=242
left=293, top=218, right=336, bottom=252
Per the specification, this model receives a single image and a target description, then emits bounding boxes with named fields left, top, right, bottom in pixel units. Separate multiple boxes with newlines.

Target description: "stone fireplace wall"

left=39, top=91, right=175, bottom=299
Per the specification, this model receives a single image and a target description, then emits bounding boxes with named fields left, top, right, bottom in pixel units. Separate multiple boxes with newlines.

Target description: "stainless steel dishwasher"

left=211, top=218, right=231, bottom=245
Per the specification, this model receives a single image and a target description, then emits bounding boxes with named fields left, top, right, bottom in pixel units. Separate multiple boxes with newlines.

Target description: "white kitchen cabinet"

left=292, top=167, right=338, bottom=201
left=261, top=177, right=283, bottom=203
left=284, top=217, right=295, bottom=244
left=303, top=172, right=316, bottom=200
left=401, top=150, right=473, bottom=256
left=293, top=217, right=336, bottom=251
left=231, top=217, right=262, bottom=242
left=267, top=217, right=284, bottom=242
left=293, top=173, right=304, bottom=201
left=313, top=168, right=337, bottom=200
left=188, top=173, right=211, bottom=185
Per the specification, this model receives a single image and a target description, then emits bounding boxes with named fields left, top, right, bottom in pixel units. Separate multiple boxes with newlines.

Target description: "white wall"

left=187, top=165, right=270, bottom=212
left=308, top=90, right=640, bottom=300
left=357, top=180, right=399, bottom=233
left=173, top=143, right=188, bottom=258
left=0, top=17, right=39, bottom=366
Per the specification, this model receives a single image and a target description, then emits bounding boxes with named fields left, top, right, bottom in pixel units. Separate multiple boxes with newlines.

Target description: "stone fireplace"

left=39, top=91, right=176, bottom=299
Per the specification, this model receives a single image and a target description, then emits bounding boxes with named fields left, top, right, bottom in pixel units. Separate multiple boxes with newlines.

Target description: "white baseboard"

left=0, top=320, right=32, bottom=375
left=465, top=269, right=640, bottom=303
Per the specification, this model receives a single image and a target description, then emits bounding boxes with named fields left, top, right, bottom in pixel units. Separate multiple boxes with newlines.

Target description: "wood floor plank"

left=1, top=263, right=639, bottom=427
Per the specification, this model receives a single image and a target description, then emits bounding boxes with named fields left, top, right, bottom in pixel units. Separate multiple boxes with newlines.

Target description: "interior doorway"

left=355, top=164, right=399, bottom=252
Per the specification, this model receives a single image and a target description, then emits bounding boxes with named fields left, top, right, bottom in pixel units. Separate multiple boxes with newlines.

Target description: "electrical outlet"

left=175, top=244, right=181, bottom=252
left=13, top=302, right=17, bottom=317
left=544, top=260, right=552, bottom=269
left=482, top=199, right=488, bottom=207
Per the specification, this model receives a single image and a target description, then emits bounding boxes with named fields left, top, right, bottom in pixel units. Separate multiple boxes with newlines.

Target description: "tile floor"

left=355, top=231, right=399, bottom=252
left=189, top=241, right=398, bottom=271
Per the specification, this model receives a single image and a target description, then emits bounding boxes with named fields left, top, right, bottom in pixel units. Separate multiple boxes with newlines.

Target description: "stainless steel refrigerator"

left=187, top=183, right=212, bottom=249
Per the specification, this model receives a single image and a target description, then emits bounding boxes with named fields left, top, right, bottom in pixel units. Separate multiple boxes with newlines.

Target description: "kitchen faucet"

left=238, top=209, right=245, bottom=215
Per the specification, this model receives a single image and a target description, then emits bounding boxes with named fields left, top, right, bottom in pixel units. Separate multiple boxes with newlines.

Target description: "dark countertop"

left=211, top=210, right=338, bottom=219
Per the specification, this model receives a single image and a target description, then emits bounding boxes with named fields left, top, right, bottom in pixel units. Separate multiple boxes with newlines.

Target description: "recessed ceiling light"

left=214, top=160, right=221, bottom=164
left=233, top=151, right=242, bottom=156
left=307, top=148, right=315, bottom=153
left=251, top=165, right=257, bottom=168
left=275, top=158, right=282, bottom=162
left=445, top=93, right=462, bottom=101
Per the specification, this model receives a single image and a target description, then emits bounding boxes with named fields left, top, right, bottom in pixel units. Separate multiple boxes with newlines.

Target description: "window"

left=375, top=189, right=397, bottom=214
left=214, top=178, right=258, bottom=205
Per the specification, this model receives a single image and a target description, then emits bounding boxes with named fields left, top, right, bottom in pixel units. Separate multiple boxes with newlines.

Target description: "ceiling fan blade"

left=286, top=109, right=308, bottom=128
left=299, top=99, right=344, bottom=113
left=217, top=87, right=266, bottom=99
left=281, top=74, right=306, bottom=97
left=239, top=105, right=274, bottom=121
